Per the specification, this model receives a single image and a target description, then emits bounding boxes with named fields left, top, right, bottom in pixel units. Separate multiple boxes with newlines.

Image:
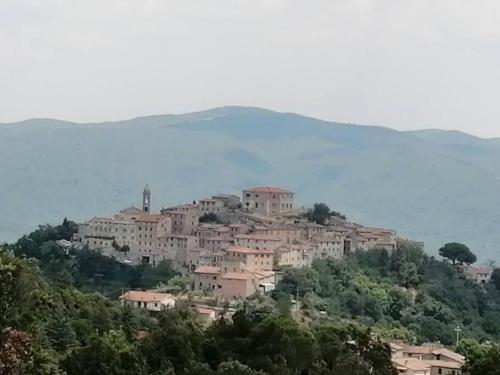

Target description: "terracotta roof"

left=221, top=272, right=256, bottom=280
left=432, top=348, right=466, bottom=363
left=226, top=246, right=273, bottom=255
left=392, top=358, right=430, bottom=371
left=401, top=345, right=435, bottom=354
left=244, top=186, right=291, bottom=194
left=119, top=291, right=175, bottom=303
left=194, top=266, right=221, bottom=275
left=424, top=360, right=462, bottom=369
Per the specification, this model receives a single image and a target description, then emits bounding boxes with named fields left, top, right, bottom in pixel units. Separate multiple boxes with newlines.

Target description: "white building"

left=119, top=291, right=176, bottom=311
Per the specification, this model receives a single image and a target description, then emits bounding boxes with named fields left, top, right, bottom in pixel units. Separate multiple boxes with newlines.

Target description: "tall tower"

left=143, top=184, right=151, bottom=213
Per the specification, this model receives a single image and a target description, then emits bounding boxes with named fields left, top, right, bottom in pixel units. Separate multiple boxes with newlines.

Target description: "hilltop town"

left=4, top=185, right=498, bottom=374
left=74, top=185, right=423, bottom=299
left=69, top=186, right=482, bottom=374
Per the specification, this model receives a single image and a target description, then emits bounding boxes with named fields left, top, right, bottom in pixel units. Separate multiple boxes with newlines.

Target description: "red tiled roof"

left=244, top=186, right=291, bottom=194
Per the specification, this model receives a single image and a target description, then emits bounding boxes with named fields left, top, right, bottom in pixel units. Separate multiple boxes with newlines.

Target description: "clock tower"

left=143, top=184, right=151, bottom=213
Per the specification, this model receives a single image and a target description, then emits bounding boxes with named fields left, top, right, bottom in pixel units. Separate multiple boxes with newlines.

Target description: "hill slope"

left=1, top=107, right=500, bottom=259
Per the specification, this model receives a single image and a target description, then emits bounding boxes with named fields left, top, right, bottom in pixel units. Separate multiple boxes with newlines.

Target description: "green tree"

left=46, top=312, right=78, bottom=352
left=490, top=269, right=500, bottom=291
left=217, top=360, right=267, bottom=375
left=439, top=243, right=476, bottom=265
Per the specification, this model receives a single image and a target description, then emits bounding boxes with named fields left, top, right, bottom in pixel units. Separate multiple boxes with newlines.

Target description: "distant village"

left=73, top=185, right=476, bottom=375
left=74, top=185, right=492, bottom=300
left=75, top=185, right=420, bottom=298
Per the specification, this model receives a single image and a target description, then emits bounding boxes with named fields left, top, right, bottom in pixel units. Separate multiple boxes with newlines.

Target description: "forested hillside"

left=2, top=107, right=500, bottom=259
left=2, top=222, right=500, bottom=374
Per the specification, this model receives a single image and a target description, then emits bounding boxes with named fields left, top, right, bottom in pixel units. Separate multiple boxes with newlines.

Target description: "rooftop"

left=244, top=186, right=291, bottom=194
left=424, top=360, right=462, bottom=369
left=226, top=246, right=273, bottom=255
left=221, top=272, right=256, bottom=280
left=194, top=266, right=221, bottom=275
left=236, top=234, right=282, bottom=241
left=119, top=291, right=175, bottom=303
left=392, top=358, right=430, bottom=371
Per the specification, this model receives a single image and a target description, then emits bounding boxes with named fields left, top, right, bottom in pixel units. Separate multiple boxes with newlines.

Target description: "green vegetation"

left=2, top=221, right=500, bottom=374
left=274, top=245, right=500, bottom=346
left=0, top=235, right=397, bottom=374
left=7, top=220, right=178, bottom=296
left=439, top=242, right=477, bottom=265
left=305, top=203, right=346, bottom=225
left=199, top=212, right=222, bottom=224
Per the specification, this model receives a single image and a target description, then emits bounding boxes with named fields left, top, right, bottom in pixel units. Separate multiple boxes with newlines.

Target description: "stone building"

left=242, top=186, right=294, bottom=215
left=161, top=204, right=199, bottom=235
left=119, top=291, right=176, bottom=311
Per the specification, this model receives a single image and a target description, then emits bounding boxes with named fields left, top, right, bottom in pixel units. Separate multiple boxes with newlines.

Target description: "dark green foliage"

left=274, top=245, right=500, bottom=345
left=9, top=219, right=178, bottom=296
left=199, top=213, right=222, bottom=224
left=460, top=340, right=500, bottom=375
left=271, top=267, right=321, bottom=298
left=439, top=242, right=477, bottom=265
left=306, top=203, right=346, bottom=225
left=3, top=223, right=500, bottom=374
left=491, top=269, right=500, bottom=291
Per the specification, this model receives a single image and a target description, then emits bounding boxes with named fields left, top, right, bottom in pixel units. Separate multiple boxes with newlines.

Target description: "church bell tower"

left=143, top=184, right=151, bottom=213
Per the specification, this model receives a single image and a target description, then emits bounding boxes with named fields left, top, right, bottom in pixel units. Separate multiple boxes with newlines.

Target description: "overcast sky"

left=1, top=0, right=500, bottom=137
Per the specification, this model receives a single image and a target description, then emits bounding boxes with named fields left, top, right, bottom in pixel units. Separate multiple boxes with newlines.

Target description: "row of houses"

left=391, top=343, right=464, bottom=375
left=75, top=186, right=417, bottom=299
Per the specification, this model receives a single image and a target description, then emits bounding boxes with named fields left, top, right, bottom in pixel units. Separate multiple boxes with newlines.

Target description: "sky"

left=1, top=0, right=500, bottom=137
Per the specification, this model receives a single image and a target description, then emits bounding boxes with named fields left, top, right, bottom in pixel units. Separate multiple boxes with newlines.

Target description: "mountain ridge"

left=1, top=106, right=499, bottom=260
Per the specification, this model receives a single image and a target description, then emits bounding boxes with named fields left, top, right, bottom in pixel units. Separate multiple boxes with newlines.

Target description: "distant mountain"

left=1, top=106, right=499, bottom=260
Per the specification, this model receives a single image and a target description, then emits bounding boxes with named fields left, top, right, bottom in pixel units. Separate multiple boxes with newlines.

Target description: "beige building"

left=219, top=271, right=275, bottom=299
left=221, top=246, right=274, bottom=273
left=228, top=223, right=252, bottom=238
left=161, top=204, right=199, bottom=235
left=242, top=186, right=294, bottom=215
left=392, top=358, right=431, bottom=375
left=76, top=212, right=172, bottom=265
left=119, top=291, right=176, bottom=311
left=199, top=198, right=227, bottom=215
left=391, top=343, right=464, bottom=375
left=462, top=265, right=493, bottom=284
left=234, top=234, right=283, bottom=251
left=315, top=237, right=345, bottom=260
left=274, top=244, right=313, bottom=268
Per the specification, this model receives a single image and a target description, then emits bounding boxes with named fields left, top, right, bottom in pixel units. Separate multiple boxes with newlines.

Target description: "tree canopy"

left=439, top=243, right=477, bottom=265
left=306, top=203, right=346, bottom=225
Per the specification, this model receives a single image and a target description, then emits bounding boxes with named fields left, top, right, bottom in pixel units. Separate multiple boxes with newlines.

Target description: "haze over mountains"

left=1, top=106, right=499, bottom=260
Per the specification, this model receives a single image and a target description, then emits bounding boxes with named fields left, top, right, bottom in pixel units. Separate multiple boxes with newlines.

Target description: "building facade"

left=242, top=187, right=294, bottom=215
